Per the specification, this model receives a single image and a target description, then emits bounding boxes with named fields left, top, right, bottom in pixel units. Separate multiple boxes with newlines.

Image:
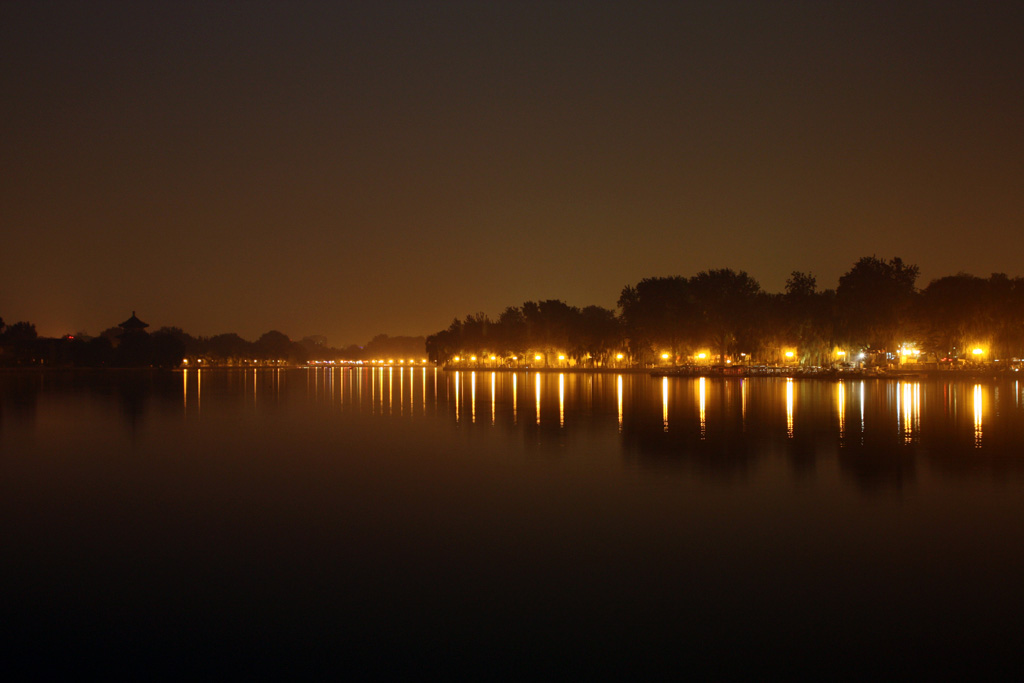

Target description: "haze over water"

left=3, top=368, right=1023, bottom=676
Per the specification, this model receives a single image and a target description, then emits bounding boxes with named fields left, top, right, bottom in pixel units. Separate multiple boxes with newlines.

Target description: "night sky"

left=3, top=1, right=1022, bottom=345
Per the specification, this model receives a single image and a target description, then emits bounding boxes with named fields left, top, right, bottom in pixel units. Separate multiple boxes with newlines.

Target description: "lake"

left=3, top=368, right=1024, bottom=677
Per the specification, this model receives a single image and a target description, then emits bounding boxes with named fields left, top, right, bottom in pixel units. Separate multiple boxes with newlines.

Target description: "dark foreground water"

left=3, top=368, right=1024, bottom=677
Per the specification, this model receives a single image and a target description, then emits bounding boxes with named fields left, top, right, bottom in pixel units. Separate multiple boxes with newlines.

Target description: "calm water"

left=3, top=368, right=1024, bottom=676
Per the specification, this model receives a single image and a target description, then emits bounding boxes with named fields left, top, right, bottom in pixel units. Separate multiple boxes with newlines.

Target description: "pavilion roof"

left=119, top=311, right=149, bottom=330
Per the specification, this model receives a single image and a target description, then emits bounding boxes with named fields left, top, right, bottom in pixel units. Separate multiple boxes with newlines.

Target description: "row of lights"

left=183, top=358, right=288, bottom=365
left=306, top=359, right=430, bottom=366
left=898, top=345, right=986, bottom=358
left=452, top=354, right=567, bottom=362
left=447, top=346, right=991, bottom=366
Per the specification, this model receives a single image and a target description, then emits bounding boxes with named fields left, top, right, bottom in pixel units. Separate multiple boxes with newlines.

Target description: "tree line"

left=425, top=256, right=1024, bottom=367
left=0, top=315, right=425, bottom=368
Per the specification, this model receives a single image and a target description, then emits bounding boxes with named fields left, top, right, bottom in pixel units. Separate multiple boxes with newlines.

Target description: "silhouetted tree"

left=150, top=330, right=186, bottom=368
left=574, top=305, right=621, bottom=365
left=618, top=277, right=694, bottom=362
left=521, top=300, right=579, bottom=363
left=689, top=268, right=762, bottom=362
left=363, top=334, right=427, bottom=360
left=2, top=321, right=37, bottom=343
left=426, top=319, right=462, bottom=364
left=208, top=333, right=251, bottom=363
left=988, top=274, right=1024, bottom=359
left=836, top=256, right=919, bottom=352
left=496, top=306, right=527, bottom=358
left=783, top=271, right=835, bottom=365
left=99, top=327, right=122, bottom=346
left=915, top=273, right=990, bottom=358
left=299, top=335, right=328, bottom=359
left=78, top=336, right=114, bottom=367
left=255, top=330, right=293, bottom=361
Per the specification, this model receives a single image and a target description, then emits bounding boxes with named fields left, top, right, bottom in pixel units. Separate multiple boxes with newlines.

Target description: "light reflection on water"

left=786, top=377, right=794, bottom=439
left=512, top=372, right=517, bottom=424
left=837, top=380, right=845, bottom=441
left=144, top=367, right=1024, bottom=486
left=698, top=376, right=706, bottom=439
left=163, top=368, right=1024, bottom=457
left=4, top=368, right=1024, bottom=675
left=617, top=374, right=623, bottom=431
left=662, top=376, right=669, bottom=432
left=534, top=372, right=540, bottom=425
left=975, top=383, right=984, bottom=448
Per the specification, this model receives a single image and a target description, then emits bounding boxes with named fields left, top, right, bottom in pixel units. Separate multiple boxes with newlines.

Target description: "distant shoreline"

left=2, top=365, right=1019, bottom=384
left=437, top=365, right=1022, bottom=382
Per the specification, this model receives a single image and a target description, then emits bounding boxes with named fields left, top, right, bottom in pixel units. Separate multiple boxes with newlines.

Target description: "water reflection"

left=786, top=378, right=794, bottom=439
left=181, top=368, right=209, bottom=417
left=6, top=368, right=1024, bottom=678
left=5, top=369, right=1024, bottom=492
left=741, top=378, right=747, bottom=427
left=837, top=381, right=845, bottom=441
left=559, top=373, right=565, bottom=427
left=974, top=383, right=983, bottom=448
left=699, top=376, right=706, bottom=439
left=164, top=370, right=1015, bottom=468
left=662, top=377, right=669, bottom=432
left=617, top=374, right=623, bottom=431
left=535, top=373, right=541, bottom=425
left=513, top=373, right=518, bottom=424
left=898, top=381, right=921, bottom=444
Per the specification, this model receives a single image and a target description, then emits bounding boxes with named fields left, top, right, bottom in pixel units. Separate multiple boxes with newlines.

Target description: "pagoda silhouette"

left=118, top=311, right=149, bottom=337
left=113, top=311, right=153, bottom=367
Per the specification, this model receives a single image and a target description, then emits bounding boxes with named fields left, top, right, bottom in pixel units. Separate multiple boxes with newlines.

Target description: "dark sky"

left=3, top=1, right=1022, bottom=345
